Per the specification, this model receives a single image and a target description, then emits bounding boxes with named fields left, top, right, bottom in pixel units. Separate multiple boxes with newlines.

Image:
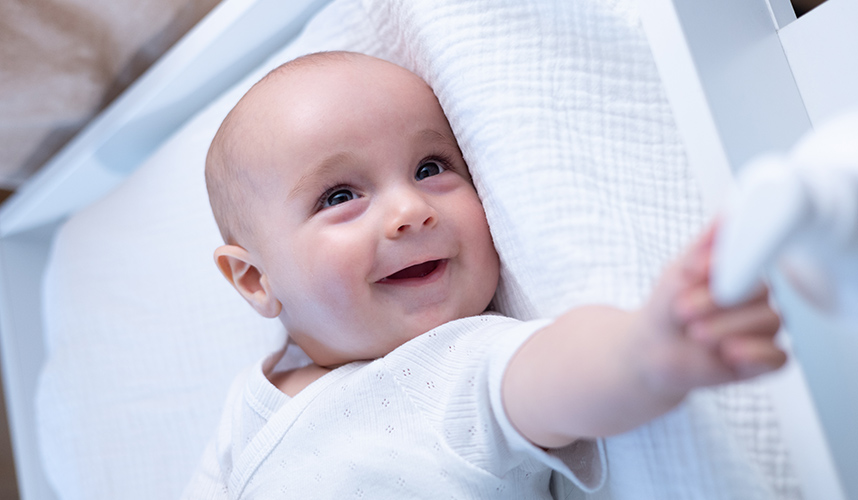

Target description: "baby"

left=184, top=51, right=784, bottom=498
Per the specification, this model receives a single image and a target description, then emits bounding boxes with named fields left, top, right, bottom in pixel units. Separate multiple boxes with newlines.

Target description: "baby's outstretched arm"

left=502, top=223, right=785, bottom=449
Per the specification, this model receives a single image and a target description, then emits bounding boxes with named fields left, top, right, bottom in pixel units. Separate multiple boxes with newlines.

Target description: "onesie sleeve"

left=485, top=318, right=607, bottom=492
left=385, top=315, right=606, bottom=494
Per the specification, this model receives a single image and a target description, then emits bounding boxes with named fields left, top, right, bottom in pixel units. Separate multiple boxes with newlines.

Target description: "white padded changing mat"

left=38, top=0, right=799, bottom=498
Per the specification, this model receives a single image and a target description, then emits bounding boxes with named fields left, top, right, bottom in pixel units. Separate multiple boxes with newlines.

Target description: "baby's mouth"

left=379, top=260, right=443, bottom=282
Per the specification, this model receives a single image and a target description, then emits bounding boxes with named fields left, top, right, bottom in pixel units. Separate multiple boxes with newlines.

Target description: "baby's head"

left=206, top=52, right=500, bottom=367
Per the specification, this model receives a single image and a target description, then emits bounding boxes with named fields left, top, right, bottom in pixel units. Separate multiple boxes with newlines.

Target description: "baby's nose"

left=386, top=190, right=437, bottom=238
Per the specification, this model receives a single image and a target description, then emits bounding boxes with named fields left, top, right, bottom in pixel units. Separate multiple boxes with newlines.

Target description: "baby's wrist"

left=629, top=307, right=693, bottom=407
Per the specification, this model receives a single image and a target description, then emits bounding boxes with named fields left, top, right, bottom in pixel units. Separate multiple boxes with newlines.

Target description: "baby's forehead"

left=223, top=53, right=450, bottom=172
left=240, top=58, right=431, bottom=131
left=257, top=54, right=425, bottom=103
left=258, top=54, right=368, bottom=93
left=229, top=61, right=347, bottom=135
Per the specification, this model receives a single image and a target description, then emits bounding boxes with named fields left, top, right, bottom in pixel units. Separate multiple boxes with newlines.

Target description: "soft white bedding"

left=38, top=0, right=799, bottom=498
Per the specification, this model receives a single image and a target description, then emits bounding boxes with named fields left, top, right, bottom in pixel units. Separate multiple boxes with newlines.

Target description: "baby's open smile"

left=377, top=259, right=447, bottom=283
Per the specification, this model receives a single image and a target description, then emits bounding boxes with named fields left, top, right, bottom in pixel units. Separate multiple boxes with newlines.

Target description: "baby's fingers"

left=687, top=300, right=780, bottom=347
left=675, top=284, right=768, bottom=325
left=680, top=221, right=718, bottom=284
left=721, top=336, right=788, bottom=379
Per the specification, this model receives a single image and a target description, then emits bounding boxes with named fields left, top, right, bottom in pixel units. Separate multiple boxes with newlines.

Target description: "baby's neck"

left=268, top=363, right=331, bottom=397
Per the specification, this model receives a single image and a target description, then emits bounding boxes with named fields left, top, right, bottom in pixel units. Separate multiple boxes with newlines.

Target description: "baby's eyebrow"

left=416, top=128, right=457, bottom=147
left=289, top=151, right=358, bottom=199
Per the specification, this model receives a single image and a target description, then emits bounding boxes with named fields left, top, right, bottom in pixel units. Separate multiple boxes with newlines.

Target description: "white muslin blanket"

left=38, top=0, right=800, bottom=498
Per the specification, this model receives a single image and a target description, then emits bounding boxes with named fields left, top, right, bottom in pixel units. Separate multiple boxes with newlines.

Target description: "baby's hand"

left=642, top=223, right=786, bottom=398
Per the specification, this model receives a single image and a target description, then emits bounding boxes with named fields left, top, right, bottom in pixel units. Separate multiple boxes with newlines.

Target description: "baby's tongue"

left=387, top=260, right=438, bottom=280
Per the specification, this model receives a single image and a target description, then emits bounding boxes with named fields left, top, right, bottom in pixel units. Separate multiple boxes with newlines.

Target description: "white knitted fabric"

left=183, top=315, right=608, bottom=499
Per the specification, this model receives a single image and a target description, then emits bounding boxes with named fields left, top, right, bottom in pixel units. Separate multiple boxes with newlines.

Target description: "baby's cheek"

left=307, top=237, right=371, bottom=295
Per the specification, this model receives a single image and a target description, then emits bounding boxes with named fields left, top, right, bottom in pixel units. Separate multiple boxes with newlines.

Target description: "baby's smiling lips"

left=378, top=259, right=444, bottom=283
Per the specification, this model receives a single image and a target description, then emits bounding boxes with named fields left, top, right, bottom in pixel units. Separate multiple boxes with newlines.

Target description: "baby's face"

left=241, top=56, right=499, bottom=366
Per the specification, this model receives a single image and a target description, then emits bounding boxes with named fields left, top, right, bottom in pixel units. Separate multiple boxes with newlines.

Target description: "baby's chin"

left=294, top=292, right=497, bottom=366
left=417, top=299, right=495, bottom=332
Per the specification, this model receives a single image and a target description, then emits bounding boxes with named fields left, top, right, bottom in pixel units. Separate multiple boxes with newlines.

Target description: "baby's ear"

left=214, top=245, right=282, bottom=318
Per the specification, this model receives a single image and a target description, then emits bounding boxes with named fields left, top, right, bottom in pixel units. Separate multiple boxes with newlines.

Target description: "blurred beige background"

left=0, top=0, right=221, bottom=190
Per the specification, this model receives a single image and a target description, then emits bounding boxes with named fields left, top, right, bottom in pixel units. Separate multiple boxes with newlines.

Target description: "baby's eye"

left=415, top=160, right=446, bottom=181
left=322, top=188, right=356, bottom=208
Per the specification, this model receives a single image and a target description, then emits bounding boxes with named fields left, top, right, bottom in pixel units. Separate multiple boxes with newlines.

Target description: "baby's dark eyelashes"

left=314, top=155, right=457, bottom=211
left=418, top=152, right=459, bottom=176
left=415, top=159, right=446, bottom=180
left=318, top=184, right=358, bottom=210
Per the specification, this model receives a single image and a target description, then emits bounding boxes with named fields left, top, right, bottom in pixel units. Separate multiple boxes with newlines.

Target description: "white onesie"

left=182, top=314, right=606, bottom=499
